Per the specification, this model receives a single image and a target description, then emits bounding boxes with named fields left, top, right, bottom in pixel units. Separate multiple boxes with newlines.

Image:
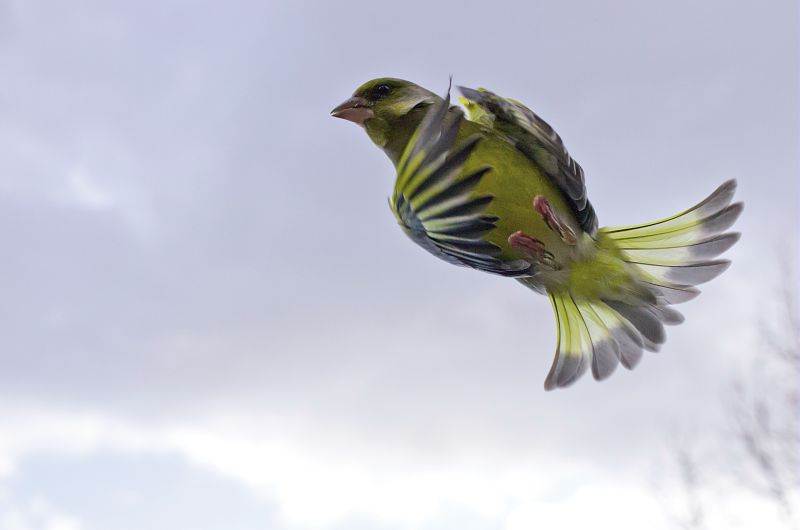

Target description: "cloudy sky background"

left=0, top=1, right=797, bottom=529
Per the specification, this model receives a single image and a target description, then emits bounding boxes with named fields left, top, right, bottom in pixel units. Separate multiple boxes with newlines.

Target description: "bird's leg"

left=508, top=231, right=560, bottom=270
left=533, top=196, right=577, bottom=245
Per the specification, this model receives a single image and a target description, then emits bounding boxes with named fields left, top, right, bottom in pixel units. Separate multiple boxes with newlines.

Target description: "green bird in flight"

left=331, top=78, right=742, bottom=390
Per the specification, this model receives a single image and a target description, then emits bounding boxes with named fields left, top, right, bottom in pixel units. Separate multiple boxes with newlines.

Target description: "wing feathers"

left=390, top=88, right=529, bottom=277
left=458, top=85, right=598, bottom=234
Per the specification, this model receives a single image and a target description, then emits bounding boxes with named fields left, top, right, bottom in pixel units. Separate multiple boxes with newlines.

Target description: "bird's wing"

left=389, top=91, right=531, bottom=277
left=458, top=86, right=598, bottom=235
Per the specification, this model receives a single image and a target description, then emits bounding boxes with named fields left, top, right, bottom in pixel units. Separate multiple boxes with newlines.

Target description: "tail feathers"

left=545, top=292, right=689, bottom=390
left=543, top=180, right=741, bottom=390
left=603, top=179, right=741, bottom=244
left=600, top=179, right=743, bottom=299
left=544, top=294, right=676, bottom=390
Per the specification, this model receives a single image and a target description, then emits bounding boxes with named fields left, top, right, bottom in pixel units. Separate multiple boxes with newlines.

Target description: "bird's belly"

left=467, top=150, right=582, bottom=270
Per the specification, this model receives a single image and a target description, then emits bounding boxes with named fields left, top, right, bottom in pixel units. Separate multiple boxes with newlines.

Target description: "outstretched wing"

left=458, top=86, right=598, bottom=235
left=389, top=90, right=530, bottom=277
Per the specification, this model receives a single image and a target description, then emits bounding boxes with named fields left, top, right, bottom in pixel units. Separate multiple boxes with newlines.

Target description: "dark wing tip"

left=457, top=85, right=482, bottom=100
left=717, top=178, right=738, bottom=195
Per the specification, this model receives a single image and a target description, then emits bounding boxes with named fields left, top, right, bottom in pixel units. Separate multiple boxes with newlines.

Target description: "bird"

left=331, top=78, right=742, bottom=390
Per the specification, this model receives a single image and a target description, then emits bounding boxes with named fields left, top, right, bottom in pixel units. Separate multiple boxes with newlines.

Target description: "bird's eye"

left=374, top=84, right=391, bottom=97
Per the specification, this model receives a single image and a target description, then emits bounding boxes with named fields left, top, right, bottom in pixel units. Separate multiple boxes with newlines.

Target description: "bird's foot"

left=533, top=195, right=577, bottom=245
left=508, top=231, right=559, bottom=270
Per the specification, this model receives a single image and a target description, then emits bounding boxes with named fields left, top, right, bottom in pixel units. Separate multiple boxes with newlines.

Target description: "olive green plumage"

left=332, top=77, right=742, bottom=390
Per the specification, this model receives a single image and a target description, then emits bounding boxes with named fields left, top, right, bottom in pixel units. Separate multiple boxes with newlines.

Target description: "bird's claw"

left=533, top=195, right=577, bottom=245
left=508, top=231, right=560, bottom=270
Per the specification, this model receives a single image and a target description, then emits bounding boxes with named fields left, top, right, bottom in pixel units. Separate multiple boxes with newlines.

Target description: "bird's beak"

left=330, top=96, right=373, bottom=125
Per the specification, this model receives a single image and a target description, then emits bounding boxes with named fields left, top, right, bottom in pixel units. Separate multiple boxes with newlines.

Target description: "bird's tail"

left=540, top=179, right=742, bottom=390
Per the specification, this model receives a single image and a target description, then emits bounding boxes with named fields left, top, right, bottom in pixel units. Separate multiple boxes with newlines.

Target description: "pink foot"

left=533, top=196, right=577, bottom=245
left=508, top=231, right=559, bottom=269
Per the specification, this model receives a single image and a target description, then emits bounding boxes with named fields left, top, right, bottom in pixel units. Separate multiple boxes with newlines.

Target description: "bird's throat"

left=365, top=106, right=429, bottom=168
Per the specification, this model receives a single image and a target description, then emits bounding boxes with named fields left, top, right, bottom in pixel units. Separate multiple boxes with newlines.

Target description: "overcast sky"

left=0, top=1, right=797, bottom=529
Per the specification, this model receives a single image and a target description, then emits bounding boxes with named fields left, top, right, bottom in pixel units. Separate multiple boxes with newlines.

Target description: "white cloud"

left=505, top=484, right=669, bottom=530
left=0, top=404, right=687, bottom=529
left=3, top=405, right=785, bottom=530
left=66, top=168, right=115, bottom=211
left=62, top=166, right=155, bottom=235
left=0, top=491, right=83, bottom=530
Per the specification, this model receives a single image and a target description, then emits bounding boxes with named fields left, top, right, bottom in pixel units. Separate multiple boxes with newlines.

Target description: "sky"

left=0, top=1, right=797, bottom=529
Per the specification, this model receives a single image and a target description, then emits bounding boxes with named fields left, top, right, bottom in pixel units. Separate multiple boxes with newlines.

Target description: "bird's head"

left=331, top=78, right=438, bottom=126
left=331, top=78, right=440, bottom=155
